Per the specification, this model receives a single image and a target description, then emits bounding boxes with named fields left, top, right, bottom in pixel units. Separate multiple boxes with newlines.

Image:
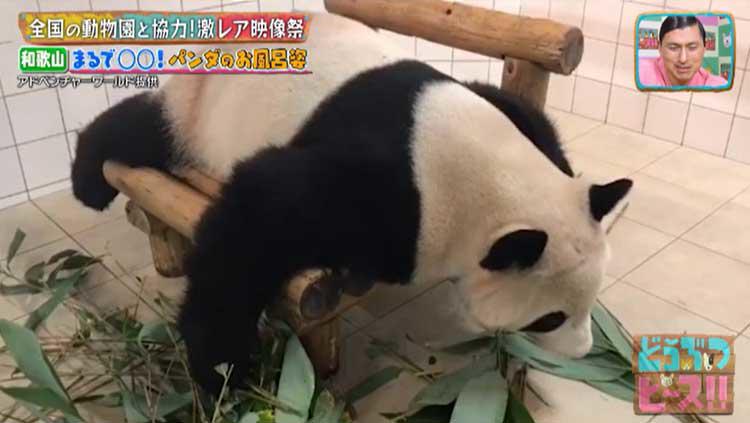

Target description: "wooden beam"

left=174, top=167, right=223, bottom=199
left=103, top=161, right=211, bottom=240
left=324, top=0, right=584, bottom=75
left=125, top=203, right=192, bottom=278
left=500, top=58, right=550, bottom=110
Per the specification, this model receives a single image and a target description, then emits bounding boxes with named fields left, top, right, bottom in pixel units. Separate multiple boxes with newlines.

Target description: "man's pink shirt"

left=639, top=57, right=727, bottom=87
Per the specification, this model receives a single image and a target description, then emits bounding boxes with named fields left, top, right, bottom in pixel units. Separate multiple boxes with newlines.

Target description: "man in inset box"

left=639, top=15, right=727, bottom=87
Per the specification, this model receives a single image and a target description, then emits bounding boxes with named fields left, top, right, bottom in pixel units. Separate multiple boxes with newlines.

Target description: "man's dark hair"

left=659, top=15, right=706, bottom=45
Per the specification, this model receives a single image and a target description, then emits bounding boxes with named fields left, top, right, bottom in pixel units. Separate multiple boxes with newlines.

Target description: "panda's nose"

left=520, top=311, right=568, bottom=333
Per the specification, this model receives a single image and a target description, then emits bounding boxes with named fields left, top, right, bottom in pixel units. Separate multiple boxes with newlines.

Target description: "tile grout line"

left=567, top=132, right=680, bottom=175
left=564, top=111, right=750, bottom=167
left=0, top=131, right=77, bottom=151
left=26, top=176, right=71, bottom=195
left=555, top=96, right=750, bottom=169
left=619, top=280, right=743, bottom=337
left=622, top=215, right=750, bottom=270
left=602, top=1, right=628, bottom=126
left=679, top=87, right=694, bottom=147
left=586, top=143, right=750, bottom=311
left=28, top=200, right=125, bottom=287
left=568, top=0, right=588, bottom=113
left=53, top=88, right=73, bottom=164
left=0, top=79, right=31, bottom=204
left=3, top=86, right=53, bottom=99
left=0, top=190, right=28, bottom=202
left=640, top=91, right=651, bottom=133
left=565, top=73, right=750, bottom=121
left=345, top=280, right=453, bottom=338
left=723, top=62, right=750, bottom=157
left=558, top=119, right=605, bottom=146
left=611, top=176, right=750, bottom=312
left=604, top=117, right=681, bottom=146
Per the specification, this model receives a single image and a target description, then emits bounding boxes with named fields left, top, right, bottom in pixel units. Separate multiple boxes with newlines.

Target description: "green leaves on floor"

left=0, top=227, right=349, bottom=423
left=0, top=229, right=709, bottom=423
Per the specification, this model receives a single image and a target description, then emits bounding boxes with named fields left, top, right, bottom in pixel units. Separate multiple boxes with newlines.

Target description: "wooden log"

left=500, top=58, right=550, bottom=110
left=103, top=161, right=211, bottom=239
left=125, top=200, right=151, bottom=235
left=300, top=319, right=341, bottom=378
left=125, top=201, right=190, bottom=278
left=274, top=282, right=365, bottom=335
left=148, top=223, right=191, bottom=278
left=324, top=0, right=584, bottom=75
left=173, top=167, right=223, bottom=199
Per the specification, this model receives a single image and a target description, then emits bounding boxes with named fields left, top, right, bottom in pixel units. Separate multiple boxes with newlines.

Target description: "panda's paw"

left=71, top=175, right=118, bottom=211
left=186, top=342, right=257, bottom=397
left=192, top=356, right=254, bottom=397
left=179, top=310, right=259, bottom=396
left=70, top=144, right=119, bottom=211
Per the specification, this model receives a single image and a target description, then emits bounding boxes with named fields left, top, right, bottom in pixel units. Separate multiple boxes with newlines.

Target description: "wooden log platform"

left=101, top=0, right=583, bottom=380
left=324, top=0, right=584, bottom=75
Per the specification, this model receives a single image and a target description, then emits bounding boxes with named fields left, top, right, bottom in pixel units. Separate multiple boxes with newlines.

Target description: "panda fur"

left=71, top=12, right=632, bottom=394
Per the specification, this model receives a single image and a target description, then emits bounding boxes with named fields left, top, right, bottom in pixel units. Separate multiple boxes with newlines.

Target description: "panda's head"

left=453, top=177, right=632, bottom=359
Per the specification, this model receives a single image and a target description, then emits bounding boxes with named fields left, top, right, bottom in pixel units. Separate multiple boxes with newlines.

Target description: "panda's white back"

left=160, top=12, right=411, bottom=178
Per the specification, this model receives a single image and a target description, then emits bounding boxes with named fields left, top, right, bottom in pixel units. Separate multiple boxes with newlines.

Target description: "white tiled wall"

left=1, top=0, right=749, bottom=210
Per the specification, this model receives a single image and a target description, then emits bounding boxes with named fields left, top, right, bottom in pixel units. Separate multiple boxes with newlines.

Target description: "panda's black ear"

left=480, top=229, right=548, bottom=271
left=589, top=178, right=633, bottom=222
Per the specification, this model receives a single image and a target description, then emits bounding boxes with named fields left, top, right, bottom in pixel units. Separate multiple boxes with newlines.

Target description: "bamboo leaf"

left=586, top=372, right=635, bottom=403
left=136, top=321, right=172, bottom=349
left=0, top=283, right=43, bottom=296
left=239, top=412, right=260, bottom=423
left=505, top=392, right=535, bottom=423
left=0, top=319, right=71, bottom=400
left=409, top=354, right=496, bottom=410
left=502, top=334, right=629, bottom=382
left=383, top=403, right=455, bottom=423
left=591, top=303, right=633, bottom=360
left=121, top=389, right=192, bottom=423
left=591, top=317, right=619, bottom=353
left=345, top=366, right=404, bottom=404
left=450, top=370, right=508, bottom=423
left=309, top=390, right=345, bottom=423
left=46, top=249, right=79, bottom=265
left=60, top=254, right=100, bottom=271
left=23, top=262, right=46, bottom=285
left=152, top=392, right=193, bottom=421
left=449, top=370, right=507, bottom=423
left=6, top=229, right=26, bottom=265
left=275, top=334, right=315, bottom=423
left=24, top=276, right=78, bottom=331
left=121, top=388, right=151, bottom=423
left=432, top=336, right=496, bottom=356
left=74, top=392, right=123, bottom=407
left=0, top=386, right=82, bottom=420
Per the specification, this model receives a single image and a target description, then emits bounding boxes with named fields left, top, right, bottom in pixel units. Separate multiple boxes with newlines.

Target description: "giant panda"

left=71, top=12, right=633, bottom=395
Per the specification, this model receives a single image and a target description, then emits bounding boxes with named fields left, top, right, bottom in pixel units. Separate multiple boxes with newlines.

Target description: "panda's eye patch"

left=519, top=311, right=567, bottom=333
